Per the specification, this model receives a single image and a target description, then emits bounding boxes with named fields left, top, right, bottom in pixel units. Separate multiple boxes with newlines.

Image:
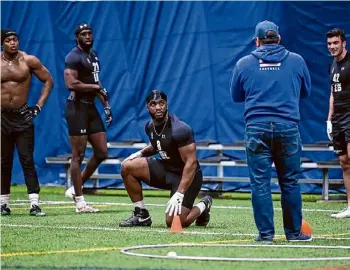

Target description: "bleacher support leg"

left=322, top=168, right=329, bottom=200
left=66, top=165, right=72, bottom=189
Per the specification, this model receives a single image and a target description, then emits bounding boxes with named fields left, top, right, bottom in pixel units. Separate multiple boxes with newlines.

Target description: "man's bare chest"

left=1, top=61, right=30, bottom=83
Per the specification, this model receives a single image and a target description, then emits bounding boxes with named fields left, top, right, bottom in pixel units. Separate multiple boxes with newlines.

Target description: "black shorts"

left=65, top=100, right=105, bottom=136
left=147, top=157, right=203, bottom=209
left=332, top=113, right=350, bottom=156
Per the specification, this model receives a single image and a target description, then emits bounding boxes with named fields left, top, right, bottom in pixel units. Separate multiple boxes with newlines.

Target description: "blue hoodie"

left=230, top=44, right=311, bottom=124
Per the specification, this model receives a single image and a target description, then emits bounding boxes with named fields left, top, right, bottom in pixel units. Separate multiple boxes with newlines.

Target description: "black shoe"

left=30, top=205, right=46, bottom=216
left=255, top=235, right=274, bottom=243
left=195, top=195, right=212, bottom=226
left=119, top=207, right=152, bottom=227
left=1, top=204, right=11, bottom=216
left=287, top=233, right=312, bottom=242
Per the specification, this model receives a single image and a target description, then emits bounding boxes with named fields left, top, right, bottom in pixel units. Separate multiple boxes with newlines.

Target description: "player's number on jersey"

left=333, top=73, right=342, bottom=92
left=92, top=62, right=100, bottom=82
left=156, top=140, right=170, bottom=160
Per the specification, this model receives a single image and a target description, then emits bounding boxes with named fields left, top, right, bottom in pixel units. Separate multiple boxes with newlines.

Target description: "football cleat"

left=195, top=195, right=213, bottom=226
left=331, top=207, right=350, bottom=219
left=76, top=204, right=99, bottom=213
left=1, top=204, right=11, bottom=216
left=30, top=205, right=46, bottom=216
left=65, top=186, right=77, bottom=202
left=119, top=207, right=152, bottom=227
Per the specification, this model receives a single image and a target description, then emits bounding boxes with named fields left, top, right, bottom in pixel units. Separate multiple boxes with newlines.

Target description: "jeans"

left=245, top=122, right=302, bottom=239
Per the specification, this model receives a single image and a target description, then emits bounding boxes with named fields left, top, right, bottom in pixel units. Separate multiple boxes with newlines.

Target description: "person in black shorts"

left=63, top=23, right=113, bottom=213
left=119, top=90, right=212, bottom=227
left=326, top=28, right=350, bottom=218
left=1, top=29, right=53, bottom=216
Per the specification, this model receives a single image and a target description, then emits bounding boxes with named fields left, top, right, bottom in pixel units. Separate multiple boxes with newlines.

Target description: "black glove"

left=104, top=107, right=113, bottom=127
left=22, top=104, right=41, bottom=122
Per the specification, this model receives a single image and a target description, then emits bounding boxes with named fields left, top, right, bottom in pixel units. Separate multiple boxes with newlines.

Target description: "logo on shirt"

left=80, top=129, right=87, bottom=134
left=259, top=60, right=281, bottom=71
left=341, top=67, right=345, bottom=71
left=156, top=140, right=170, bottom=160
left=92, top=62, right=100, bottom=82
left=332, top=73, right=342, bottom=92
left=162, top=134, right=165, bottom=138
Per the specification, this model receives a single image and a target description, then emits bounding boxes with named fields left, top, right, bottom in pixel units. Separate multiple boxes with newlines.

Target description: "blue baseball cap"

left=255, top=20, right=279, bottom=39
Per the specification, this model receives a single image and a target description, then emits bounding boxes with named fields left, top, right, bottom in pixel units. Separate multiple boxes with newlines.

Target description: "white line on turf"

left=11, top=200, right=340, bottom=213
left=2, top=224, right=350, bottom=240
left=121, top=243, right=350, bottom=262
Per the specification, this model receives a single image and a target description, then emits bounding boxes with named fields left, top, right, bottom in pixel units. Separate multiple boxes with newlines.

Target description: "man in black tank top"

left=63, top=23, right=113, bottom=213
left=119, top=90, right=212, bottom=228
left=326, top=28, right=350, bottom=218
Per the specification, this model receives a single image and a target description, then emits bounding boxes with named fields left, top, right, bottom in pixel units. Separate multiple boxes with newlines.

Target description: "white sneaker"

left=65, top=186, right=76, bottom=201
left=76, top=204, right=99, bottom=213
left=331, top=207, right=350, bottom=218
left=65, top=186, right=84, bottom=202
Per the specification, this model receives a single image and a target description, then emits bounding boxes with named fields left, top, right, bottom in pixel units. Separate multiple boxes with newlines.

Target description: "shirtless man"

left=1, top=29, right=53, bottom=216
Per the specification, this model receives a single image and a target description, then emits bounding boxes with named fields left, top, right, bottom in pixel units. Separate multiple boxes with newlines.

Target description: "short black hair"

left=326, top=28, right=346, bottom=42
left=260, top=30, right=279, bottom=45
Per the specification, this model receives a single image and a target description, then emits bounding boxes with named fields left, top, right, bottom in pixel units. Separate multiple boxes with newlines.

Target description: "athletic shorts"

left=65, top=100, right=105, bottom=136
left=146, top=157, right=203, bottom=209
left=332, top=113, right=350, bottom=156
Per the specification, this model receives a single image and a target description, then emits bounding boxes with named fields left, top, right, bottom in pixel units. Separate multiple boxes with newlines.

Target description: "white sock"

left=1, top=194, right=10, bottom=206
left=75, top=196, right=86, bottom=208
left=133, top=200, right=146, bottom=209
left=29, top=193, right=39, bottom=208
left=195, top=202, right=206, bottom=214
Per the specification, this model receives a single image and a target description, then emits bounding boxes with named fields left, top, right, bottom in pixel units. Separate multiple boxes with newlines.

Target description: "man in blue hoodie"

left=230, top=20, right=312, bottom=242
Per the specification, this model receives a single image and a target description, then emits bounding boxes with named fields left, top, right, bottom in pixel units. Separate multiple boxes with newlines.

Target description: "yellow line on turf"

left=0, top=247, right=122, bottom=258
left=10, top=205, right=112, bottom=210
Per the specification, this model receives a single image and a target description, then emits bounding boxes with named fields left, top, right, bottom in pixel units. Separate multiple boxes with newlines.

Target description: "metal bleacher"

left=45, top=140, right=344, bottom=201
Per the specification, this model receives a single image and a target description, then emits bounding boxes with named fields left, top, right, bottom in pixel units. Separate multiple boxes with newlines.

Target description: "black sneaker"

left=119, top=207, right=152, bottom=227
left=287, top=233, right=312, bottom=242
left=255, top=235, right=274, bottom=243
left=195, top=195, right=212, bottom=226
left=1, top=204, right=11, bottom=216
left=30, top=205, right=46, bottom=216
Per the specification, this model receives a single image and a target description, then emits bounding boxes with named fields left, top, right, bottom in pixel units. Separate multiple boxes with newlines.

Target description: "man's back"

left=230, top=44, right=311, bottom=124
